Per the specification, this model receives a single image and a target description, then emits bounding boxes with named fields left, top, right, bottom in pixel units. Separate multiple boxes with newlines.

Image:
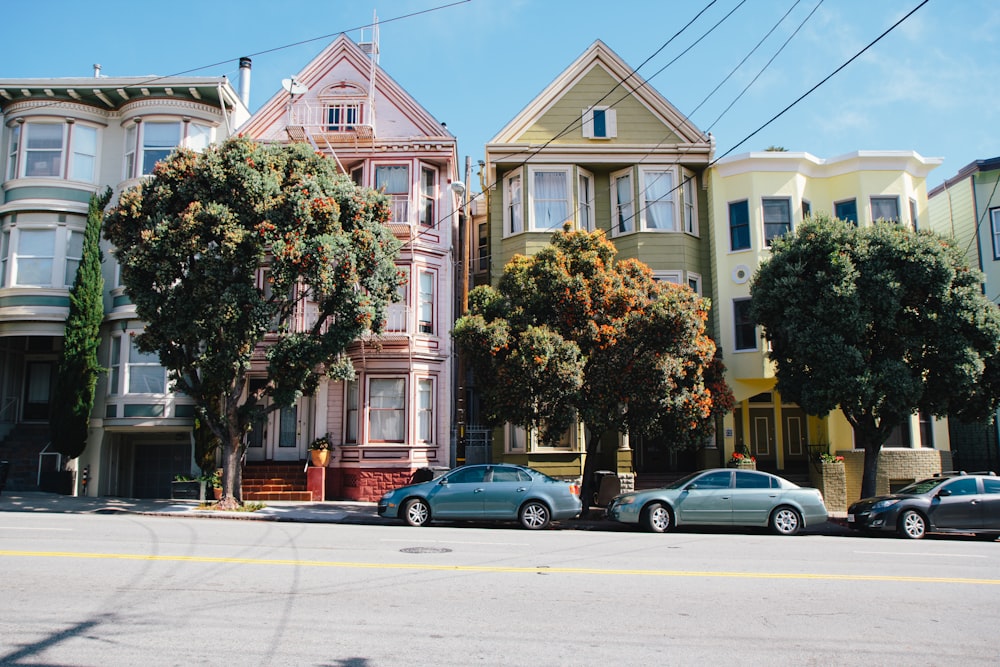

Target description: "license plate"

left=847, top=514, right=855, bottom=523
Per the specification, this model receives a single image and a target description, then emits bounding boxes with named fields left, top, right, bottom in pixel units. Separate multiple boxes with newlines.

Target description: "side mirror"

left=685, top=483, right=697, bottom=491
left=937, top=488, right=951, bottom=497
left=437, top=478, right=449, bottom=485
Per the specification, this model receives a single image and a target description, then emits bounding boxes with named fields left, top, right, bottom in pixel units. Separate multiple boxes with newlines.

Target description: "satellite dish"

left=281, top=77, right=308, bottom=96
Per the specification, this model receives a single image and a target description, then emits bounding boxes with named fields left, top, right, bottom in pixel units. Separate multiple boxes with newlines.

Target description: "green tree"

left=104, top=137, right=402, bottom=508
left=751, top=214, right=1000, bottom=498
left=453, top=228, right=732, bottom=508
left=50, top=188, right=112, bottom=461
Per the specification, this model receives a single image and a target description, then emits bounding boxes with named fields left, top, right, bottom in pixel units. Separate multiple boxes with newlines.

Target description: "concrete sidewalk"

left=0, top=490, right=852, bottom=534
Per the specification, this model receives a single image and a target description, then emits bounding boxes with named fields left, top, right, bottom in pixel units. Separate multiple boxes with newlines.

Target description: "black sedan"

left=847, top=471, right=1000, bottom=539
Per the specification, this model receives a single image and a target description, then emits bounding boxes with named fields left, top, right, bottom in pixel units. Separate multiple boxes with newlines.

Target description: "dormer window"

left=582, top=106, right=617, bottom=139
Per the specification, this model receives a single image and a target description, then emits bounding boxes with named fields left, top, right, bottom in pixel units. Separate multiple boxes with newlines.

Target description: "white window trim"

left=416, top=377, right=435, bottom=444
left=367, top=376, right=407, bottom=443
left=581, top=106, right=617, bottom=139
left=990, top=209, right=1000, bottom=260
left=687, top=271, right=702, bottom=295
left=503, top=168, right=523, bottom=237
left=870, top=195, right=900, bottom=223
left=652, top=270, right=683, bottom=285
left=8, top=225, right=83, bottom=288
left=611, top=167, right=634, bottom=237
left=577, top=167, right=595, bottom=232
left=124, top=334, right=168, bottom=395
left=527, top=165, right=572, bottom=232
left=505, top=423, right=527, bottom=453
left=374, top=162, right=412, bottom=225
left=345, top=379, right=359, bottom=444
left=639, top=166, right=679, bottom=232
left=681, top=169, right=698, bottom=236
left=417, top=267, right=435, bottom=335
left=418, top=163, right=437, bottom=228
left=385, top=265, right=409, bottom=333
left=761, top=196, right=792, bottom=247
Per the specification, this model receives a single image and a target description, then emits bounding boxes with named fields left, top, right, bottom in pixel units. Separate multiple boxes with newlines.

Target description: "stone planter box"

left=171, top=480, right=204, bottom=500
left=810, top=461, right=847, bottom=513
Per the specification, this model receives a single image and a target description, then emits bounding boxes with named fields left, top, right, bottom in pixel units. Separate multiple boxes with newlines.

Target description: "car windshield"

left=662, top=471, right=704, bottom=489
left=896, top=477, right=950, bottom=494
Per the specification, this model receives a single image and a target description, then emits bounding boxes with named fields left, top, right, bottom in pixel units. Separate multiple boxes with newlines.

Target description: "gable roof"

left=488, top=39, right=709, bottom=148
left=240, top=33, right=453, bottom=143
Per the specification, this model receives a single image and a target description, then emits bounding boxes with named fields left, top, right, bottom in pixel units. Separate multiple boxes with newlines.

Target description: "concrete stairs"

left=0, top=424, right=51, bottom=492
left=242, top=462, right=313, bottom=502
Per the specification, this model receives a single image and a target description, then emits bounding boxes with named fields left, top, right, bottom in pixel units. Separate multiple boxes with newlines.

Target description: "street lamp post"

left=451, top=174, right=469, bottom=465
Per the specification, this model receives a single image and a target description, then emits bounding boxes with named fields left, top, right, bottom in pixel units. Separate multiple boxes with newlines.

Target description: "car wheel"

left=519, top=501, right=551, bottom=530
left=898, top=510, right=926, bottom=539
left=641, top=502, right=672, bottom=533
left=403, top=498, right=430, bottom=527
left=770, top=506, right=802, bottom=536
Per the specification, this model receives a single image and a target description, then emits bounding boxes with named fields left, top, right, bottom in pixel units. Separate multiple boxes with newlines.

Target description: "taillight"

left=568, top=484, right=581, bottom=496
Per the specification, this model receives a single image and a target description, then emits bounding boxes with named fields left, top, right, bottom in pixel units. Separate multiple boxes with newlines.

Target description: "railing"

left=37, top=442, right=61, bottom=486
left=287, top=101, right=372, bottom=136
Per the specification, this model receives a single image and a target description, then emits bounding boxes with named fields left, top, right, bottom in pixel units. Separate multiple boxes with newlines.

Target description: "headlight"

left=616, top=495, right=637, bottom=505
left=872, top=499, right=900, bottom=511
left=380, top=490, right=394, bottom=500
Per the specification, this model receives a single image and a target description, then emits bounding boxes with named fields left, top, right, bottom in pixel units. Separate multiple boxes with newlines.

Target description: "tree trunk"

left=853, top=424, right=881, bottom=500
left=578, top=429, right=604, bottom=519
left=216, top=432, right=244, bottom=510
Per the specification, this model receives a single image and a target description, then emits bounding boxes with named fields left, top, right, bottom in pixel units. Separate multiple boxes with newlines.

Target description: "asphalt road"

left=1, top=511, right=997, bottom=666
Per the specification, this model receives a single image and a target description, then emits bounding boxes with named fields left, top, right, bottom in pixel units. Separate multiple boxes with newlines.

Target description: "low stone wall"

left=809, top=461, right=847, bottom=513
left=842, top=448, right=952, bottom=503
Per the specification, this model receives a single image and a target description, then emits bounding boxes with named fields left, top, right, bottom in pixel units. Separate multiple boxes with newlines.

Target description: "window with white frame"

left=64, top=230, right=83, bottom=286
left=417, top=269, right=434, bottom=334
left=124, top=120, right=213, bottom=179
left=733, top=298, right=757, bottom=351
left=419, top=166, right=436, bottom=227
left=0, top=230, right=7, bottom=287
left=802, top=200, right=812, bottom=220
left=123, top=125, right=137, bottom=180
left=69, top=124, right=97, bottom=182
left=504, top=169, right=523, bottom=235
left=375, top=164, right=410, bottom=224
left=762, top=197, right=791, bottom=246
left=652, top=270, right=683, bottom=285
left=108, top=335, right=121, bottom=395
left=385, top=271, right=408, bottom=333
left=477, top=222, right=489, bottom=272
left=326, top=102, right=362, bottom=131
left=578, top=169, right=595, bottom=231
left=141, top=121, right=182, bottom=175
left=345, top=380, right=359, bottom=443
left=640, top=167, right=676, bottom=231
left=369, top=377, right=405, bottom=442
left=991, top=209, right=1000, bottom=260
left=582, top=106, right=617, bottom=138
left=687, top=272, right=702, bottom=295
left=186, top=122, right=212, bottom=152
left=729, top=200, right=750, bottom=251
left=417, top=378, right=434, bottom=442
left=612, top=168, right=634, bottom=235
left=24, top=123, right=64, bottom=178
left=871, top=196, right=900, bottom=223
left=682, top=172, right=697, bottom=235
left=6, top=124, right=19, bottom=181
left=506, top=424, right=527, bottom=453
left=126, top=336, right=167, bottom=394
left=13, top=229, right=55, bottom=286
left=529, top=166, right=571, bottom=231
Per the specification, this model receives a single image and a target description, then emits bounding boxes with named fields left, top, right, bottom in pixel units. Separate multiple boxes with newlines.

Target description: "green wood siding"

left=516, top=66, right=682, bottom=145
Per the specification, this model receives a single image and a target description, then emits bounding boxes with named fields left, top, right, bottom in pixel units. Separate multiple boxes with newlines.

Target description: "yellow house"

left=708, top=151, right=952, bottom=495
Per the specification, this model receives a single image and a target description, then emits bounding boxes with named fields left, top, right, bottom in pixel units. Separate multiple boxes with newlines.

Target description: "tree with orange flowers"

left=453, top=228, right=732, bottom=509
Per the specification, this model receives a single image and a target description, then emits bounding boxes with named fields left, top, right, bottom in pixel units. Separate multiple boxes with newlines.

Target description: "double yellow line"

left=2, top=549, right=999, bottom=585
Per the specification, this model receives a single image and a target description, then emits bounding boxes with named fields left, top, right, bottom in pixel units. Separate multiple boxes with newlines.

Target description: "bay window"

left=419, top=166, right=436, bottom=227
left=762, top=197, right=791, bottom=246
left=64, top=230, right=83, bottom=286
left=25, top=123, right=64, bottom=178
left=375, top=164, right=410, bottom=223
left=612, top=168, right=634, bottom=235
left=870, top=196, right=900, bottom=223
left=70, top=125, right=97, bottom=182
left=369, top=378, right=405, bottom=442
left=578, top=169, right=595, bottom=231
left=124, top=119, right=214, bottom=179
left=417, top=378, right=434, bottom=443
left=6, top=120, right=100, bottom=183
left=6, top=124, right=19, bottom=180
left=14, top=229, right=55, bottom=285
left=733, top=298, right=757, bottom=351
left=682, top=173, right=697, bottom=235
left=127, top=337, right=166, bottom=393
left=640, top=168, right=676, bottom=231
left=834, top=199, right=858, bottom=225
left=417, top=269, right=435, bottom=334
left=529, top=167, right=571, bottom=231
left=141, top=121, right=182, bottom=175
left=504, top=170, right=523, bottom=235
left=345, top=380, right=359, bottom=443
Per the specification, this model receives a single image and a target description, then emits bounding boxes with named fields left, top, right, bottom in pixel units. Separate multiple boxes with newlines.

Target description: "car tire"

left=519, top=501, right=551, bottom=530
left=898, top=510, right=926, bottom=539
left=770, top=506, right=802, bottom=536
left=403, top=498, right=431, bottom=527
left=641, top=502, right=672, bottom=533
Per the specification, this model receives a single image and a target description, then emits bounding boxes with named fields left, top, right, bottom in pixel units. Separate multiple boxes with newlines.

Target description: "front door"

left=244, top=397, right=306, bottom=462
left=783, top=409, right=809, bottom=470
left=749, top=408, right=776, bottom=468
left=23, top=360, right=53, bottom=421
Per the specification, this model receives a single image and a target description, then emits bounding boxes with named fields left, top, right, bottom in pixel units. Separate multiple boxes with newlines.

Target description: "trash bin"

left=592, top=470, right=621, bottom=507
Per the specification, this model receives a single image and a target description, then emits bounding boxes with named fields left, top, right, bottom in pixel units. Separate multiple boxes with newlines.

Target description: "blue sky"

left=6, top=0, right=998, bottom=189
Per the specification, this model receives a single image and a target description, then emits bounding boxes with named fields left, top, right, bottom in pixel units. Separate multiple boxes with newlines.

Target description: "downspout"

left=217, top=83, right=232, bottom=136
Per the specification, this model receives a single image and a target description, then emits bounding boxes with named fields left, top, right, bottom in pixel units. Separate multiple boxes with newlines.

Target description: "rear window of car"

left=983, top=477, right=1000, bottom=494
left=734, top=471, right=771, bottom=489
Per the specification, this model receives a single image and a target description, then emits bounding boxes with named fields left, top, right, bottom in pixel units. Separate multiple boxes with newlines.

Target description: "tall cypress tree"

left=50, top=188, right=111, bottom=461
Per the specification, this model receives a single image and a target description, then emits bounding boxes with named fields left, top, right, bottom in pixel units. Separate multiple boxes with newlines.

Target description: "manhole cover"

left=400, top=546, right=452, bottom=554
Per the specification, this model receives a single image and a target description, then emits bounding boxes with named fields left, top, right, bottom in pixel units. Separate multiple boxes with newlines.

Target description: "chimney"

left=238, top=57, right=252, bottom=108
left=93, top=64, right=101, bottom=78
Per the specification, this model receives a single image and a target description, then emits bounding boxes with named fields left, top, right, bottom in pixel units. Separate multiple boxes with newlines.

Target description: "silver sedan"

left=607, top=468, right=829, bottom=535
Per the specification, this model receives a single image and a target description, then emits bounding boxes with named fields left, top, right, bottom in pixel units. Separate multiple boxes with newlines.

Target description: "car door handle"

left=721, top=496, right=730, bottom=500
left=474, top=488, right=485, bottom=493
left=516, top=487, right=528, bottom=492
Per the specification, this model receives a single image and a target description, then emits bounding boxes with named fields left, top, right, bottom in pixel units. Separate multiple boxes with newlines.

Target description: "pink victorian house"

left=241, top=32, right=461, bottom=501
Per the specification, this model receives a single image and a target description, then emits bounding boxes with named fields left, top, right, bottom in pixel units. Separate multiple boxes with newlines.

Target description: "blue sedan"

left=607, top=468, right=828, bottom=535
left=378, top=464, right=582, bottom=530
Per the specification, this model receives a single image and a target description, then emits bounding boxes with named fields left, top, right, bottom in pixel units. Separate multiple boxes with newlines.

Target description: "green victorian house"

left=477, top=40, right=717, bottom=490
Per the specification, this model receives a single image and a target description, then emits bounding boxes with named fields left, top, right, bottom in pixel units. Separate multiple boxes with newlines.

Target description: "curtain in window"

left=871, top=198, right=899, bottom=222
left=278, top=405, right=297, bottom=447
left=644, top=170, right=675, bottom=230
left=370, top=378, right=404, bottom=441
left=508, top=174, right=523, bottom=234
left=616, top=174, right=633, bottom=233
left=417, top=379, right=432, bottom=441
left=532, top=171, right=568, bottom=230
left=375, top=165, right=409, bottom=195
left=25, top=124, right=63, bottom=177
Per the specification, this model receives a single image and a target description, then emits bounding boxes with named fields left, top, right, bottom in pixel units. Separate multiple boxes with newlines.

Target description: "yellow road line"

left=2, top=549, right=998, bottom=585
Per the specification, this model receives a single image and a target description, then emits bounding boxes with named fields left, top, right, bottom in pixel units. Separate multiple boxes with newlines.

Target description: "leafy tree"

left=104, top=137, right=402, bottom=508
left=453, top=228, right=732, bottom=508
left=50, top=188, right=112, bottom=462
left=751, top=214, right=1000, bottom=498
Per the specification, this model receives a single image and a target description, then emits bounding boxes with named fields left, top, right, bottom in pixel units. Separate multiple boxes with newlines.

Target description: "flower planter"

left=728, top=460, right=756, bottom=470
left=310, top=449, right=330, bottom=467
left=171, top=480, right=204, bottom=500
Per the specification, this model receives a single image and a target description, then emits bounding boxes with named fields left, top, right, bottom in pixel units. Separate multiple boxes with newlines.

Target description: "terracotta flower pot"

left=310, top=449, right=330, bottom=467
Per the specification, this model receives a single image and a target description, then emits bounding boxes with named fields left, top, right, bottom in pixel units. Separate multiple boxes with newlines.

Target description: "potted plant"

left=201, top=470, right=222, bottom=500
left=309, top=434, right=332, bottom=467
left=728, top=451, right=757, bottom=470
